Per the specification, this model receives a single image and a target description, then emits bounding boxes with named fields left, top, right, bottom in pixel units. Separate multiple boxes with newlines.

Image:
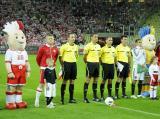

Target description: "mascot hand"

left=26, top=72, right=30, bottom=78
left=8, top=72, right=15, bottom=79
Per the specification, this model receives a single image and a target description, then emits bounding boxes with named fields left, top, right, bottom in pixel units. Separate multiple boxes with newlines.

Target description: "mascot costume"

left=3, top=21, right=31, bottom=109
left=138, top=26, right=156, bottom=97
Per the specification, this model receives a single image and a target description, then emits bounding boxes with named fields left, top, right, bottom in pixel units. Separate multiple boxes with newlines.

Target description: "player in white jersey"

left=149, top=56, right=159, bottom=100
left=131, top=39, right=146, bottom=99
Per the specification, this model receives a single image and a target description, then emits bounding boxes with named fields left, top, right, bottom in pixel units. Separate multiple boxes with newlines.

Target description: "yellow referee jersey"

left=59, top=43, right=78, bottom=62
left=115, top=44, right=131, bottom=63
left=84, top=42, right=101, bottom=62
left=100, top=45, right=116, bottom=64
left=145, top=50, right=155, bottom=64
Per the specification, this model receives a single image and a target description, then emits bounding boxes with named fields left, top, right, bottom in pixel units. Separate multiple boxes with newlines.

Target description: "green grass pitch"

left=0, top=54, right=160, bottom=119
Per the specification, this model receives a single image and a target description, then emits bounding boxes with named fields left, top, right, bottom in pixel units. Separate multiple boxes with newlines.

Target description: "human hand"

left=8, top=72, right=15, bottom=79
left=26, top=72, right=30, bottom=78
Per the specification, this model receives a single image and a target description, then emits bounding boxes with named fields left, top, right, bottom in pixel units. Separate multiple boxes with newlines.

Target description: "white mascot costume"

left=138, top=26, right=156, bottom=97
left=3, top=21, right=31, bottom=109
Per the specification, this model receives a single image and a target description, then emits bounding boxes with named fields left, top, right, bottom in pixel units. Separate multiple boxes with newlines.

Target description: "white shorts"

left=44, top=83, right=56, bottom=97
left=132, top=65, right=145, bottom=81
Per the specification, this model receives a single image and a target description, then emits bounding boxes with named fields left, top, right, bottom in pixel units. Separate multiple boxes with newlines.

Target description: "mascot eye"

left=22, top=37, right=24, bottom=39
left=149, top=39, right=150, bottom=42
left=16, top=36, right=18, bottom=39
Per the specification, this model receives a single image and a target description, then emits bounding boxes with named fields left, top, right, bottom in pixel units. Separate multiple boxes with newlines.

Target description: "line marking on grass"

left=92, top=101, right=160, bottom=117
left=1, top=83, right=160, bottom=116
left=117, top=106, right=160, bottom=117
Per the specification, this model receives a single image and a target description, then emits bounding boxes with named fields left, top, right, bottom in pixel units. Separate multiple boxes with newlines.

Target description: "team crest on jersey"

left=53, top=50, right=56, bottom=53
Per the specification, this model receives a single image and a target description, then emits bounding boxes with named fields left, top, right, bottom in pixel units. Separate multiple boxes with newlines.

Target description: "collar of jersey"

left=91, top=42, right=97, bottom=45
left=105, top=45, right=111, bottom=48
left=46, top=44, right=55, bottom=48
left=120, top=43, right=127, bottom=47
left=46, top=67, right=55, bottom=70
left=67, top=42, right=75, bottom=46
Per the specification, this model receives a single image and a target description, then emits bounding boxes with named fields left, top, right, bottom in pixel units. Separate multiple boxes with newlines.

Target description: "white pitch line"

left=92, top=101, right=160, bottom=117
left=117, top=106, right=160, bottom=117
left=1, top=83, right=160, bottom=116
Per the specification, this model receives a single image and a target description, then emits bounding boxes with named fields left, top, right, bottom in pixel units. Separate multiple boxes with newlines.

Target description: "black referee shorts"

left=63, top=61, right=77, bottom=80
left=117, top=61, right=130, bottom=79
left=102, top=63, right=114, bottom=80
left=86, top=62, right=99, bottom=78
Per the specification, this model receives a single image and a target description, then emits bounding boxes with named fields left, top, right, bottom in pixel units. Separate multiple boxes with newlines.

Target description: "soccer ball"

left=141, top=91, right=150, bottom=97
left=105, top=97, right=114, bottom=106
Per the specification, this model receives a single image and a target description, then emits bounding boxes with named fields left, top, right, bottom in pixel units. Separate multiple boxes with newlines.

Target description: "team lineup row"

left=4, top=21, right=158, bottom=110
left=33, top=33, right=159, bottom=108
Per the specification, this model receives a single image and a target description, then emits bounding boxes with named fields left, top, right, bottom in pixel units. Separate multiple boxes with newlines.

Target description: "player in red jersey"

left=35, top=35, right=59, bottom=107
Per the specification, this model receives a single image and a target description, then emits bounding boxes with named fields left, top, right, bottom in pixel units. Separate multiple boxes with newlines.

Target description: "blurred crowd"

left=0, top=0, right=159, bottom=47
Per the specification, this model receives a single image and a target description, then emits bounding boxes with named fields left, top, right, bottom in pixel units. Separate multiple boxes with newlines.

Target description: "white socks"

left=6, top=92, right=16, bottom=103
left=6, top=92, right=23, bottom=103
left=16, top=92, right=22, bottom=103
left=150, top=86, right=157, bottom=98
left=35, top=88, right=42, bottom=102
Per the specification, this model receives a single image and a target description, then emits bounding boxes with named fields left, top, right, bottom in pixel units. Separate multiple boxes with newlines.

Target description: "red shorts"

left=150, top=74, right=158, bottom=86
left=39, top=69, right=45, bottom=84
left=7, top=65, right=26, bottom=85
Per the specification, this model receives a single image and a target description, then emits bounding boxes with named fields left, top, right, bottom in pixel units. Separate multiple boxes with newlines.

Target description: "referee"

left=100, top=37, right=116, bottom=100
left=115, top=35, right=131, bottom=99
left=83, top=33, right=101, bottom=103
left=59, top=33, right=78, bottom=104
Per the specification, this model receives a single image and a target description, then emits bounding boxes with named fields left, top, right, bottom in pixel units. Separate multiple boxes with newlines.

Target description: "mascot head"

left=138, top=26, right=156, bottom=51
left=2, top=21, right=26, bottom=50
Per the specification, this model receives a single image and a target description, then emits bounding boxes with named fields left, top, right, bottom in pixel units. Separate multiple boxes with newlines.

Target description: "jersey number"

left=17, top=55, right=24, bottom=60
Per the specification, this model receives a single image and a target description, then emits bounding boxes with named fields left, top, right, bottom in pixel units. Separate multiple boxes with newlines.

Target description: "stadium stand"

left=0, top=0, right=160, bottom=51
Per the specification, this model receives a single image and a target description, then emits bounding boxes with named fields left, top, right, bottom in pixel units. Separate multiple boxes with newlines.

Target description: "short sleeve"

left=149, top=66, right=153, bottom=78
left=24, top=51, right=28, bottom=61
left=59, top=45, right=65, bottom=57
left=115, top=46, right=118, bottom=57
left=83, top=44, right=89, bottom=55
left=55, top=48, right=59, bottom=61
left=5, top=50, right=12, bottom=62
left=76, top=45, right=79, bottom=52
left=98, top=45, right=101, bottom=57
left=99, top=48, right=103, bottom=57
left=113, top=48, right=116, bottom=57
left=76, top=45, right=79, bottom=58
left=128, top=47, right=132, bottom=57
